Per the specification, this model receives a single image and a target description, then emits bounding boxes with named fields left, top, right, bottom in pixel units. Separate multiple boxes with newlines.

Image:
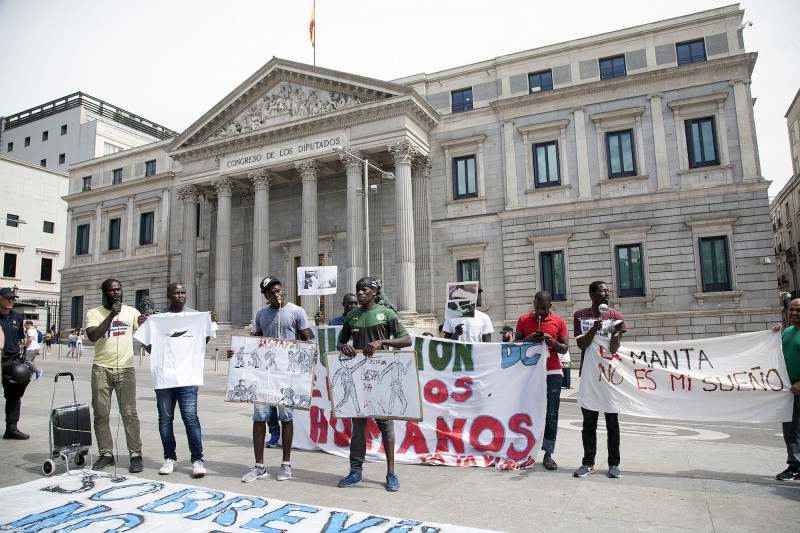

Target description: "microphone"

left=598, top=304, right=608, bottom=315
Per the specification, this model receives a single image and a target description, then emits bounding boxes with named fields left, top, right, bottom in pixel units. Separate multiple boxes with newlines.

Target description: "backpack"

left=37, top=329, right=44, bottom=344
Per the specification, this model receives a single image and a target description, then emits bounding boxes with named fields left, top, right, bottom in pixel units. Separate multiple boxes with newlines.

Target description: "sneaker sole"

left=338, top=479, right=362, bottom=487
left=193, top=472, right=206, bottom=478
left=242, top=473, right=269, bottom=483
left=159, top=470, right=173, bottom=475
left=276, top=475, right=291, bottom=481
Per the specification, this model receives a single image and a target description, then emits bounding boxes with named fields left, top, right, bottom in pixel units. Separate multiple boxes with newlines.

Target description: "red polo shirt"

left=516, top=310, right=568, bottom=372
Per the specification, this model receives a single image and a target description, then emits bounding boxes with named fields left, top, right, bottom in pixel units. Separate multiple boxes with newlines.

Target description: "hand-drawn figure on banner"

left=248, top=347, right=261, bottom=368
left=332, top=353, right=367, bottom=416
left=379, top=353, right=414, bottom=415
left=296, top=394, right=311, bottom=409
left=299, top=346, right=314, bottom=374
left=264, top=342, right=279, bottom=371
left=287, top=346, right=299, bottom=373
left=234, top=346, right=246, bottom=368
left=228, top=379, right=257, bottom=401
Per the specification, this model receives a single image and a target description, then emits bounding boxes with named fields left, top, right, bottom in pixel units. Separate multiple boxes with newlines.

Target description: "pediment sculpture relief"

left=211, top=83, right=363, bottom=140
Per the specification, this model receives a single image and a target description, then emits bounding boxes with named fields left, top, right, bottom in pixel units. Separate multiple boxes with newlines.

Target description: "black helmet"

left=6, top=362, right=32, bottom=385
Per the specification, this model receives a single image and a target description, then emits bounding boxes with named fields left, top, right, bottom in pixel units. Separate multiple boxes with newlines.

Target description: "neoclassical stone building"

left=60, top=4, right=780, bottom=342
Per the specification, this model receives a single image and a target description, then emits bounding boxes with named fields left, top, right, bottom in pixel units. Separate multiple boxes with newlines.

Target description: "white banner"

left=578, top=330, right=793, bottom=423
left=0, top=474, right=496, bottom=533
left=297, top=266, right=338, bottom=296
left=289, top=328, right=547, bottom=469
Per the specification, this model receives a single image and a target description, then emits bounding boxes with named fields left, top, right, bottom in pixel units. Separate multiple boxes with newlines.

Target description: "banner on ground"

left=289, top=327, right=547, bottom=470
left=0, top=474, right=496, bottom=533
left=578, top=330, right=793, bottom=423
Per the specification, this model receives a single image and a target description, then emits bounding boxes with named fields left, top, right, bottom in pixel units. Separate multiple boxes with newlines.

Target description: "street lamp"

left=332, top=147, right=394, bottom=276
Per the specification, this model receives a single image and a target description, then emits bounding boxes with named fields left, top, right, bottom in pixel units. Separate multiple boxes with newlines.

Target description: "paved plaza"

left=1, top=348, right=799, bottom=532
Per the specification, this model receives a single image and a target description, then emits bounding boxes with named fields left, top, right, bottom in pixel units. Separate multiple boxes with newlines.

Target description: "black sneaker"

left=92, top=455, right=115, bottom=470
left=542, top=453, right=558, bottom=470
left=129, top=456, right=144, bottom=473
left=3, top=426, right=29, bottom=440
left=776, top=467, right=800, bottom=481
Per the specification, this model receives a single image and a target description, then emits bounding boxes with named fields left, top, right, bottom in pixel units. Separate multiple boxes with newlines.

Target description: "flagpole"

left=313, top=0, right=316, bottom=66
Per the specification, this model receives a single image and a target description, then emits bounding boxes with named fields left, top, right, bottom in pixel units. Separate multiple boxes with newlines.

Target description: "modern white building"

left=0, top=156, right=69, bottom=331
left=60, top=4, right=780, bottom=343
left=0, top=92, right=177, bottom=172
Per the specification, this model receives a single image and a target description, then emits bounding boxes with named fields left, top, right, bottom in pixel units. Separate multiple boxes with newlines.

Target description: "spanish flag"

left=309, top=2, right=315, bottom=48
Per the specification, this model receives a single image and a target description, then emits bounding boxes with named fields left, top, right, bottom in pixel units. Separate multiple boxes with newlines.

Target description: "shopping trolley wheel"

left=42, top=459, right=56, bottom=476
left=75, top=453, right=87, bottom=467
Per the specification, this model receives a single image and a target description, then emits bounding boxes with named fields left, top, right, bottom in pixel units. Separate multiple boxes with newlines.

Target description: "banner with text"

left=289, top=328, right=547, bottom=470
left=578, top=330, right=793, bottom=423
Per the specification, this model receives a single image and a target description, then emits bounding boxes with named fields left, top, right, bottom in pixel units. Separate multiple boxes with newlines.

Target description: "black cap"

left=0, top=287, right=18, bottom=299
left=259, top=277, right=282, bottom=294
left=501, top=326, right=513, bottom=333
left=355, top=277, right=379, bottom=293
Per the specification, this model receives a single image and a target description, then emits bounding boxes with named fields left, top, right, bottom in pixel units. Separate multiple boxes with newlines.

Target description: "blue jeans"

left=155, top=386, right=203, bottom=463
left=542, top=373, right=562, bottom=454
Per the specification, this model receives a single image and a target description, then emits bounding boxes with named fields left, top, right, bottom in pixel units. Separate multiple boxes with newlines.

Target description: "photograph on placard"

left=445, top=281, right=480, bottom=319
left=297, top=265, right=338, bottom=295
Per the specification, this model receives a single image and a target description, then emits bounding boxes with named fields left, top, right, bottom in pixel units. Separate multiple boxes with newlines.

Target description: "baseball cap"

left=0, top=287, right=19, bottom=299
left=259, top=277, right=282, bottom=293
left=501, top=326, right=513, bottom=333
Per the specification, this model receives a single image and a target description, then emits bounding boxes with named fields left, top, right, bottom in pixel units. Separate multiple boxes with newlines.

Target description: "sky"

left=1, top=0, right=798, bottom=197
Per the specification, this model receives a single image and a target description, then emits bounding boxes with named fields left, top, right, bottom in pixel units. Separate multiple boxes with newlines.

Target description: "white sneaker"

left=241, top=465, right=268, bottom=483
left=159, top=459, right=176, bottom=475
left=192, top=460, right=206, bottom=478
left=276, top=463, right=292, bottom=481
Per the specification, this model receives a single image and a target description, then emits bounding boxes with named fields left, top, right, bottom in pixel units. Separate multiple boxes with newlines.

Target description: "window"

left=70, top=296, right=83, bottom=328
left=606, top=130, right=636, bottom=178
left=529, top=70, right=553, bottom=93
left=699, top=236, right=731, bottom=292
left=2, top=253, right=16, bottom=278
left=76, top=224, right=90, bottom=255
left=676, top=40, right=706, bottom=65
left=457, top=259, right=481, bottom=306
left=145, top=160, right=157, bottom=177
left=540, top=251, right=566, bottom=301
left=794, top=156, right=799, bottom=176
left=42, top=131, right=49, bottom=141
left=40, top=159, right=46, bottom=167
left=452, top=88, right=473, bottom=113
left=600, top=55, right=626, bottom=80
left=24, top=137, right=30, bottom=147
left=58, top=153, right=66, bottom=164
left=6, top=214, right=19, bottom=227
left=615, top=244, right=645, bottom=297
left=43, top=221, right=54, bottom=233
left=104, top=142, right=123, bottom=155
left=61, top=124, right=68, bottom=135
left=40, top=258, right=53, bottom=282
left=112, top=168, right=123, bottom=184
left=791, top=125, right=798, bottom=146
left=533, top=141, right=560, bottom=187
left=452, top=155, right=477, bottom=199
left=685, top=117, right=719, bottom=168
left=6, top=142, right=12, bottom=152
left=108, top=218, right=121, bottom=250
left=139, top=212, right=154, bottom=245
left=82, top=176, right=92, bottom=191
left=135, top=289, right=150, bottom=310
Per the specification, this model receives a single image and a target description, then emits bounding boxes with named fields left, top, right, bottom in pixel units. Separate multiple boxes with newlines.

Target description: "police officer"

left=1, top=287, right=29, bottom=440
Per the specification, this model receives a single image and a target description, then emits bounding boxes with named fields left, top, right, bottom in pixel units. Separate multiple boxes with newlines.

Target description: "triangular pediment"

left=169, top=58, right=417, bottom=153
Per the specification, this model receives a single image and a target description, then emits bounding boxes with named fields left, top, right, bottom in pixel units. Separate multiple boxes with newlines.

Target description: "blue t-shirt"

left=328, top=314, right=346, bottom=326
left=251, top=302, right=310, bottom=340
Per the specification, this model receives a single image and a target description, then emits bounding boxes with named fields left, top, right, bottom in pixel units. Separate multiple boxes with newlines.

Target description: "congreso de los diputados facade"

left=59, top=4, right=780, bottom=345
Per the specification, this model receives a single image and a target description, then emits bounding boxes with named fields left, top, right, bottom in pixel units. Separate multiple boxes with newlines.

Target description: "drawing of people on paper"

left=379, top=353, right=414, bottom=415
left=248, top=347, right=261, bottom=368
left=331, top=353, right=367, bottom=416
left=234, top=346, right=246, bottom=368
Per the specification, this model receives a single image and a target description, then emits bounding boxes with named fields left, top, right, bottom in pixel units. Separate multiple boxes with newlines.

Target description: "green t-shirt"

left=781, top=326, right=800, bottom=385
left=86, top=305, right=141, bottom=368
left=337, top=304, right=408, bottom=350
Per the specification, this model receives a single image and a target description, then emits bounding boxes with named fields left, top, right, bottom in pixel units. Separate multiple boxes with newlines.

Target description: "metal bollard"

left=214, top=348, right=219, bottom=372
left=139, top=346, right=143, bottom=366
left=58, top=342, right=61, bottom=360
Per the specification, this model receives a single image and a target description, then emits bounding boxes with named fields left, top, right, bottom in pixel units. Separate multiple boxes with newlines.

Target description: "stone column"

left=571, top=106, right=592, bottom=199
left=124, top=195, right=134, bottom=258
left=159, top=188, right=170, bottom=254
left=501, top=119, right=521, bottom=209
left=389, top=142, right=417, bottom=313
left=340, top=151, right=366, bottom=291
left=94, top=203, right=102, bottom=263
left=731, top=79, right=758, bottom=179
left=296, top=160, right=322, bottom=318
left=648, top=94, right=671, bottom=190
left=65, top=208, right=74, bottom=267
left=178, top=185, right=201, bottom=308
left=412, top=156, right=433, bottom=313
left=212, top=176, right=233, bottom=323
left=250, top=169, right=273, bottom=319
